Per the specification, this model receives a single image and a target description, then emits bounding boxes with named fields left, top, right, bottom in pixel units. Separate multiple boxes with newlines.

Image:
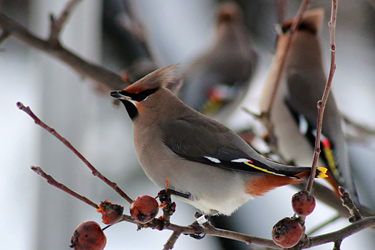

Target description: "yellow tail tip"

left=317, top=167, right=328, bottom=178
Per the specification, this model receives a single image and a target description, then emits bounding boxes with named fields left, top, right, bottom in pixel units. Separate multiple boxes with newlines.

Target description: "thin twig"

left=261, top=0, right=309, bottom=113
left=49, top=0, right=81, bottom=45
left=17, top=102, right=134, bottom=204
left=0, top=29, right=9, bottom=44
left=163, top=231, right=182, bottom=250
left=31, top=166, right=98, bottom=209
left=0, top=12, right=125, bottom=89
left=305, top=0, right=338, bottom=193
left=343, top=115, right=375, bottom=135
left=258, top=0, right=310, bottom=158
left=307, top=214, right=341, bottom=235
left=305, top=216, right=375, bottom=248
left=339, top=186, right=362, bottom=222
left=28, top=160, right=375, bottom=249
left=333, top=239, right=342, bottom=250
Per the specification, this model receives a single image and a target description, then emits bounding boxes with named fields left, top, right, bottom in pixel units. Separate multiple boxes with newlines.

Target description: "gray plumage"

left=179, top=2, right=257, bottom=118
left=111, top=65, right=326, bottom=215
left=261, top=9, right=357, bottom=200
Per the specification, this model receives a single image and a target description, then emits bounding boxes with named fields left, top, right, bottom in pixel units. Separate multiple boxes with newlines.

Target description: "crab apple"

left=292, top=190, right=316, bottom=216
left=272, top=217, right=303, bottom=248
left=70, top=221, right=106, bottom=250
left=97, top=200, right=124, bottom=225
left=130, top=195, right=159, bottom=223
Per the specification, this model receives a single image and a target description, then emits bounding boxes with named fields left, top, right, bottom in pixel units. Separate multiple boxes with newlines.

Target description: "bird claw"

left=187, top=221, right=206, bottom=239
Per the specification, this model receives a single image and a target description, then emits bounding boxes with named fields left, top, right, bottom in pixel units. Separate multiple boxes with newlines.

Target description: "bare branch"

left=49, top=0, right=82, bottom=44
left=0, top=29, right=9, bottom=44
left=260, top=0, right=310, bottom=114
left=31, top=166, right=98, bottom=209
left=307, top=215, right=341, bottom=235
left=29, top=159, right=375, bottom=249
left=333, top=239, right=342, bottom=250
left=305, top=0, right=338, bottom=193
left=17, top=102, right=134, bottom=204
left=0, top=12, right=125, bottom=90
left=163, top=231, right=182, bottom=250
left=305, top=216, right=375, bottom=248
left=339, top=187, right=362, bottom=222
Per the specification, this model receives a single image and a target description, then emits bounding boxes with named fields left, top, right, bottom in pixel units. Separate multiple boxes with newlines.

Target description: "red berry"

left=97, top=200, right=124, bottom=225
left=70, top=221, right=106, bottom=250
left=130, top=195, right=159, bottom=223
left=292, top=191, right=316, bottom=216
left=272, top=217, right=303, bottom=248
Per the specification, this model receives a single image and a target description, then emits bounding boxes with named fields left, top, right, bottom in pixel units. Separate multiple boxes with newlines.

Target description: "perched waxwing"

left=111, top=65, right=327, bottom=216
left=178, top=1, right=257, bottom=119
left=260, top=9, right=358, bottom=202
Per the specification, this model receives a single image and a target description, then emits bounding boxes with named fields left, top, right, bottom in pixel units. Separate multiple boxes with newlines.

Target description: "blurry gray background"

left=1, top=0, right=375, bottom=249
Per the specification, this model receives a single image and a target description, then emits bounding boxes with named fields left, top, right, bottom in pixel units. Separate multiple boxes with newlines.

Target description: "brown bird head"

left=111, top=64, right=180, bottom=120
left=281, top=9, right=324, bottom=35
left=216, top=1, right=243, bottom=27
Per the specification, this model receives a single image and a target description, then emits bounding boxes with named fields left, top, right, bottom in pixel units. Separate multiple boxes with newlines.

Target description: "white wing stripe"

left=204, top=156, right=221, bottom=163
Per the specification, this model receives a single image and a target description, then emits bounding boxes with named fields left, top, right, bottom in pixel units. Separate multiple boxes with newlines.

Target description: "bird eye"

left=132, top=88, right=159, bottom=102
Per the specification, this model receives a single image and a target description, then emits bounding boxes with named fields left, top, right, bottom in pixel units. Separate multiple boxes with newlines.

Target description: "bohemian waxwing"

left=260, top=9, right=358, bottom=202
left=178, top=1, right=257, bottom=119
left=111, top=64, right=327, bottom=216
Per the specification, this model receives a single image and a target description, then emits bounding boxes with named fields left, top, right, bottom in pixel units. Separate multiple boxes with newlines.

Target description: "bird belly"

left=136, top=142, right=252, bottom=215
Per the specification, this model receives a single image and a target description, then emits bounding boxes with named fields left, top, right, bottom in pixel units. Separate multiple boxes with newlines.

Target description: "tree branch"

left=0, top=12, right=125, bottom=90
left=339, top=187, right=362, bottom=222
left=31, top=166, right=98, bottom=209
left=163, top=231, right=182, bottom=250
left=305, top=216, right=375, bottom=248
left=49, top=0, right=82, bottom=44
left=260, top=0, right=310, bottom=114
left=305, top=0, right=338, bottom=193
left=0, top=29, right=9, bottom=44
left=17, top=102, right=134, bottom=204
left=29, top=163, right=375, bottom=250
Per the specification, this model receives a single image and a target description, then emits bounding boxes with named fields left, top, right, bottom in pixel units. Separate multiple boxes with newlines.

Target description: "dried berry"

left=97, top=200, right=124, bottom=225
left=130, top=195, right=159, bottom=223
left=272, top=217, right=303, bottom=248
left=70, top=221, right=106, bottom=250
left=292, top=190, right=316, bottom=216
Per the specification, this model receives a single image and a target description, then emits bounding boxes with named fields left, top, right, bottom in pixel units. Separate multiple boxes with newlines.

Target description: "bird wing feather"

left=160, top=115, right=310, bottom=177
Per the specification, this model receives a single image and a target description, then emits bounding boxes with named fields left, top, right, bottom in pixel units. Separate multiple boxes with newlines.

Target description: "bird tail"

left=295, top=167, right=328, bottom=179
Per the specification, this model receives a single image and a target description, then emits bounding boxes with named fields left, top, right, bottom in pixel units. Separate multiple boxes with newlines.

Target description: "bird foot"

left=187, top=221, right=206, bottom=239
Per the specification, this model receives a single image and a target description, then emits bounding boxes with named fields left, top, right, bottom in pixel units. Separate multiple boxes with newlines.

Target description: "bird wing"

left=285, top=70, right=358, bottom=198
left=160, top=115, right=312, bottom=177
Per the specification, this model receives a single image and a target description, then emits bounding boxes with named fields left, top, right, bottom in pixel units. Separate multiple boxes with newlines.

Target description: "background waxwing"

left=111, top=64, right=327, bottom=216
left=178, top=1, right=258, bottom=121
left=259, top=9, right=358, bottom=204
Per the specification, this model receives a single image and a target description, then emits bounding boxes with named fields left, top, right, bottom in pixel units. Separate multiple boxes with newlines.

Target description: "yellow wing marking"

left=244, top=162, right=285, bottom=176
left=317, top=167, right=328, bottom=178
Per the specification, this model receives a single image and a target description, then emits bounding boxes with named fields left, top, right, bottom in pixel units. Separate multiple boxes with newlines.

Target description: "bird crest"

left=281, top=9, right=324, bottom=35
left=124, top=64, right=180, bottom=94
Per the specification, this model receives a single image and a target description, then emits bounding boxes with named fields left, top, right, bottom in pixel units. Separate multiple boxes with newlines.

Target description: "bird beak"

left=110, top=90, right=131, bottom=100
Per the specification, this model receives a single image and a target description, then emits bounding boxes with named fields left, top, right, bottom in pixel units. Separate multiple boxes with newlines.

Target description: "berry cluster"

left=271, top=190, right=316, bottom=248
left=70, top=195, right=160, bottom=249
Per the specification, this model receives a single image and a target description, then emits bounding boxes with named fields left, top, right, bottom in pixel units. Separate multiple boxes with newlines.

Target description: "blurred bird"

left=178, top=1, right=257, bottom=120
left=111, top=65, right=327, bottom=216
left=260, top=9, right=358, bottom=202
